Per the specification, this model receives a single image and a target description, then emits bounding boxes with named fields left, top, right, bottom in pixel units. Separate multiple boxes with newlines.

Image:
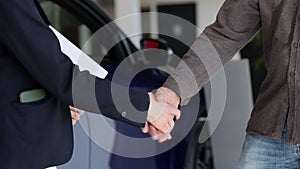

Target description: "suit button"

left=293, top=42, right=299, bottom=48
left=121, top=111, right=127, bottom=117
left=289, top=71, right=295, bottom=77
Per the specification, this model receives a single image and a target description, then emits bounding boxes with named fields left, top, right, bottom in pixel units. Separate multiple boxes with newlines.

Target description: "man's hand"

left=147, top=92, right=181, bottom=134
left=142, top=87, right=181, bottom=143
left=69, top=106, right=85, bottom=125
left=142, top=122, right=172, bottom=143
left=156, top=87, right=180, bottom=108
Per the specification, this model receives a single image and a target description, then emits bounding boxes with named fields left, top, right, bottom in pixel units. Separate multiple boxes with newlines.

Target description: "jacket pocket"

left=10, top=96, right=56, bottom=139
left=10, top=96, right=73, bottom=166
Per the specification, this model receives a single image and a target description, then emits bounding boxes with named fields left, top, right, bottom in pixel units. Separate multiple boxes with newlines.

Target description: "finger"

left=148, top=92, right=156, bottom=101
left=170, top=108, right=181, bottom=120
left=72, top=119, right=77, bottom=125
left=72, top=110, right=80, bottom=119
left=157, top=87, right=180, bottom=107
left=158, top=135, right=168, bottom=143
left=155, top=93, right=164, bottom=102
left=141, top=122, right=149, bottom=133
left=160, top=121, right=173, bottom=134
left=70, top=106, right=85, bottom=115
left=167, top=133, right=172, bottom=140
left=156, top=112, right=174, bottom=134
left=147, top=92, right=166, bottom=122
left=153, top=133, right=169, bottom=141
left=157, top=133, right=172, bottom=143
left=70, top=110, right=75, bottom=116
left=70, top=106, right=78, bottom=115
left=152, top=111, right=175, bottom=134
left=72, top=114, right=78, bottom=121
left=69, top=105, right=74, bottom=110
left=71, top=111, right=77, bottom=120
left=148, top=122, right=173, bottom=142
left=169, top=120, right=175, bottom=130
left=148, top=124, right=161, bottom=140
left=155, top=90, right=165, bottom=101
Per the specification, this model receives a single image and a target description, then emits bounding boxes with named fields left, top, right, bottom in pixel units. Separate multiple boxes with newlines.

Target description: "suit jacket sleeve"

left=163, top=0, right=261, bottom=105
left=0, top=0, right=149, bottom=127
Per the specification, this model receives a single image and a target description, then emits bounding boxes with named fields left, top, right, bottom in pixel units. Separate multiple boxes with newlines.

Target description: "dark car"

left=35, top=0, right=192, bottom=169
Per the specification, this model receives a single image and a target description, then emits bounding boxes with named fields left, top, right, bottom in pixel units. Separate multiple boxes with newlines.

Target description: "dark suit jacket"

left=0, top=0, right=149, bottom=168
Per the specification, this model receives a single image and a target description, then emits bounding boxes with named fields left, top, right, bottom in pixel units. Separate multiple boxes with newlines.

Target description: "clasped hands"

left=142, top=87, right=181, bottom=143
left=69, top=87, right=180, bottom=143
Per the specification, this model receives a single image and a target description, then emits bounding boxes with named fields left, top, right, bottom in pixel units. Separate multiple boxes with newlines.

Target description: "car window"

left=37, top=0, right=133, bottom=65
left=39, top=1, right=109, bottom=59
left=41, top=2, right=88, bottom=45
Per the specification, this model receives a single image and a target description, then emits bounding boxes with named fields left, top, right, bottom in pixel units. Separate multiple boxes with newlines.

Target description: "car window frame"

left=36, top=0, right=138, bottom=64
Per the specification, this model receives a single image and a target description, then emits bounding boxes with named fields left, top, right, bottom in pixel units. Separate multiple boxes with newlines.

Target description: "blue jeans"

left=237, top=128, right=300, bottom=169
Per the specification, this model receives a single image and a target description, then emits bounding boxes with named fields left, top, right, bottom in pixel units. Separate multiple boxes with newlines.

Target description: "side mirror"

left=140, top=38, right=174, bottom=64
left=140, top=38, right=168, bottom=50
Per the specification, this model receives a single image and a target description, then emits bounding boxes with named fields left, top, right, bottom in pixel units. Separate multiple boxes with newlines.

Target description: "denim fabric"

left=237, top=128, right=300, bottom=169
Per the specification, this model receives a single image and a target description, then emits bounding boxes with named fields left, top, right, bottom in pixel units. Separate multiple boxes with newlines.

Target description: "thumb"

left=168, top=105, right=181, bottom=120
left=148, top=92, right=156, bottom=102
left=142, top=122, right=149, bottom=133
left=147, top=92, right=166, bottom=122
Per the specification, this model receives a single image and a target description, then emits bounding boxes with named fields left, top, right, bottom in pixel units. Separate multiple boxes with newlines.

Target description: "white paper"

left=49, top=26, right=108, bottom=79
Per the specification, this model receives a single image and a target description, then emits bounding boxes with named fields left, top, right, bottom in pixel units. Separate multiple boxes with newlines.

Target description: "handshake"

left=142, top=87, right=181, bottom=143
left=70, top=87, right=181, bottom=143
